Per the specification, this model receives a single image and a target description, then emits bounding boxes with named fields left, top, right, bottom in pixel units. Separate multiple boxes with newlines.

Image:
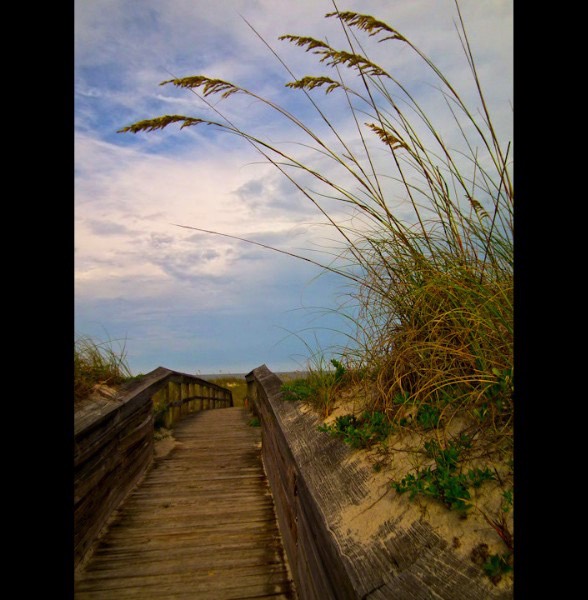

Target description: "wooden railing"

left=74, top=366, right=233, bottom=570
left=150, top=368, right=233, bottom=429
left=246, top=364, right=507, bottom=600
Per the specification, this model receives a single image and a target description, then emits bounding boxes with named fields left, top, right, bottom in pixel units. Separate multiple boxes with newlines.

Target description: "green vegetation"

left=483, top=552, right=513, bottom=584
left=471, top=543, right=513, bottom=585
left=501, top=489, right=513, bottom=514
left=119, top=0, right=513, bottom=583
left=74, top=334, right=132, bottom=404
left=318, top=410, right=392, bottom=449
left=281, top=378, right=314, bottom=402
left=281, top=357, right=346, bottom=416
left=392, top=438, right=495, bottom=513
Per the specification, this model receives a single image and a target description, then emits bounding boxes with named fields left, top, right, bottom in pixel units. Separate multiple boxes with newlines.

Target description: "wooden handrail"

left=246, top=364, right=507, bottom=599
left=74, top=366, right=233, bottom=570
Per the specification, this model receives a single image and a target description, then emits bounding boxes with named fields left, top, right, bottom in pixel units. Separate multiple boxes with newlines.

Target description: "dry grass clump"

left=74, top=334, right=132, bottom=404
left=118, top=2, right=512, bottom=427
left=356, top=255, right=513, bottom=421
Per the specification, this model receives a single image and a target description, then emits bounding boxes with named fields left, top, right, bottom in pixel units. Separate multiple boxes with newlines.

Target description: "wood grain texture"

left=247, top=364, right=512, bottom=600
left=75, top=407, right=296, bottom=599
left=74, top=395, right=154, bottom=568
left=74, top=366, right=234, bottom=570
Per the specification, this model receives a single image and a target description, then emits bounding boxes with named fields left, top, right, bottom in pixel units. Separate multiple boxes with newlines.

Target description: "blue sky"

left=74, top=0, right=513, bottom=376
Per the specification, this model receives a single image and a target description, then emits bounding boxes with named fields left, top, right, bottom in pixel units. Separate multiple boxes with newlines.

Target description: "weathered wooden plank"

left=75, top=407, right=295, bottom=599
left=93, top=533, right=285, bottom=556
left=74, top=395, right=152, bottom=468
left=255, top=386, right=299, bottom=578
left=168, top=394, right=232, bottom=407
left=100, top=523, right=281, bottom=548
left=74, top=438, right=153, bottom=565
left=76, top=567, right=293, bottom=600
left=121, top=490, right=274, bottom=504
left=73, top=434, right=119, bottom=504
left=296, top=475, right=357, bottom=599
left=82, top=550, right=286, bottom=576
left=75, top=564, right=293, bottom=596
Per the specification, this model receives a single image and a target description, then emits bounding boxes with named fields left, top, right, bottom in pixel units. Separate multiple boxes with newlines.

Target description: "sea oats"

left=285, top=76, right=343, bottom=94
left=280, top=35, right=389, bottom=77
left=366, top=122, right=407, bottom=150
left=468, top=197, right=490, bottom=220
left=160, top=76, right=241, bottom=99
left=326, top=11, right=407, bottom=43
left=278, top=35, right=331, bottom=52
left=117, top=115, right=206, bottom=134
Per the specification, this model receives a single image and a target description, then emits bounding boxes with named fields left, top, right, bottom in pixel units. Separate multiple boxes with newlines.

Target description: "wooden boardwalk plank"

left=75, top=407, right=295, bottom=599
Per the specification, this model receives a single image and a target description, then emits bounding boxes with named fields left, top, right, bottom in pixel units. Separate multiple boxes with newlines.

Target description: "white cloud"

left=75, top=0, right=513, bottom=374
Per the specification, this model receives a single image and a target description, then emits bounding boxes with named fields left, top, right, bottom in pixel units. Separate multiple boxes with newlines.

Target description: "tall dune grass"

left=74, top=334, right=132, bottom=403
left=119, top=1, right=513, bottom=437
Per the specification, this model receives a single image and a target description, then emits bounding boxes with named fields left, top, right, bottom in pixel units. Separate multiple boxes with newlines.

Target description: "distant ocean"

left=200, top=371, right=308, bottom=381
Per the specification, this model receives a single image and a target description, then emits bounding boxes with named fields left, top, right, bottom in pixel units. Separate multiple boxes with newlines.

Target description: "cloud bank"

left=75, top=0, right=513, bottom=374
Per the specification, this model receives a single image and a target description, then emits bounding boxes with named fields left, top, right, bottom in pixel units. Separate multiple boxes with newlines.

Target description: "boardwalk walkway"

left=74, top=407, right=295, bottom=599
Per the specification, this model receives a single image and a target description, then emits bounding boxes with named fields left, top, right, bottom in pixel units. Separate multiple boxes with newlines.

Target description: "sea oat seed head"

left=117, top=115, right=206, bottom=134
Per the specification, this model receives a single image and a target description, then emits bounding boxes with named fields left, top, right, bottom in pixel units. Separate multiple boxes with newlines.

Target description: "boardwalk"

left=75, top=407, right=295, bottom=599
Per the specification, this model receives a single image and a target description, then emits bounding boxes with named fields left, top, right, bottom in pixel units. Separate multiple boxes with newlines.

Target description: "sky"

left=74, top=0, right=513, bottom=376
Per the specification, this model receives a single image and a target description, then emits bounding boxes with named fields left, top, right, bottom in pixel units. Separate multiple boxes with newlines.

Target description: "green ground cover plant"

left=483, top=552, right=513, bottom=584
left=318, top=410, right=393, bottom=449
left=392, top=437, right=495, bottom=513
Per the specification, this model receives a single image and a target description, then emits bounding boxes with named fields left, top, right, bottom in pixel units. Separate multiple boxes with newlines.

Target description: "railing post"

left=170, top=382, right=181, bottom=427
left=245, top=371, right=258, bottom=416
left=164, top=382, right=172, bottom=428
left=189, top=382, right=196, bottom=413
left=180, top=382, right=187, bottom=418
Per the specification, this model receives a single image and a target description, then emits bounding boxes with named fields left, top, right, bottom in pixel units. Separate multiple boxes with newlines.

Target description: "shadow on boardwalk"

left=75, top=407, right=296, bottom=599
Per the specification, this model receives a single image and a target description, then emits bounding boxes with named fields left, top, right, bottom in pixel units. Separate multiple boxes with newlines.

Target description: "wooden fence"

left=74, top=366, right=233, bottom=569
